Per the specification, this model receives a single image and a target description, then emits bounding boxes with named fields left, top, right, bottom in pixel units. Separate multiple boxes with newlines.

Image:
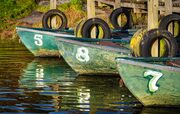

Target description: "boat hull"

left=116, top=58, right=180, bottom=107
left=16, top=26, right=74, bottom=57
left=56, top=38, right=131, bottom=75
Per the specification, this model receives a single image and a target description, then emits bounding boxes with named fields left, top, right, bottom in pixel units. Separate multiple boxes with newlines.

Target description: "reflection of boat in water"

left=20, top=58, right=77, bottom=88
left=71, top=75, right=142, bottom=112
left=19, top=58, right=141, bottom=112
left=141, top=107, right=180, bottom=114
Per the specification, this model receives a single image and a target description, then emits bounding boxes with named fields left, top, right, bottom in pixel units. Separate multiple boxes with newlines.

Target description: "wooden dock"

left=86, top=0, right=180, bottom=30
left=95, top=0, right=180, bottom=13
left=49, top=0, right=180, bottom=29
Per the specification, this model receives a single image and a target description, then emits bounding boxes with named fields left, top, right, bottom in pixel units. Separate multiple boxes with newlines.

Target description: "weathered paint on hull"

left=32, top=49, right=60, bottom=57
left=16, top=26, right=74, bottom=57
left=116, top=58, right=180, bottom=107
left=56, top=38, right=131, bottom=75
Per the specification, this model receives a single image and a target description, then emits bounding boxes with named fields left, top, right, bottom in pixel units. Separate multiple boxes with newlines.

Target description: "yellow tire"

left=75, top=19, right=86, bottom=38
left=130, top=28, right=147, bottom=57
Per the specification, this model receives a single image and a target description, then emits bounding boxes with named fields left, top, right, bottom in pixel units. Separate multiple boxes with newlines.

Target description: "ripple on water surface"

left=0, top=41, right=179, bottom=113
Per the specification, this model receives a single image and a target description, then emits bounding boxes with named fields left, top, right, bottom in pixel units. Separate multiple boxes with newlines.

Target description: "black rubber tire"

left=140, top=29, right=178, bottom=57
left=110, top=7, right=132, bottom=30
left=159, top=14, right=180, bottom=38
left=81, top=18, right=111, bottom=39
left=42, top=9, right=67, bottom=30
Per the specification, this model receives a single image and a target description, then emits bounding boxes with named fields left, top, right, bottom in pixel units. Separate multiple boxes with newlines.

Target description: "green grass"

left=0, top=0, right=86, bottom=39
left=36, top=0, right=83, bottom=13
left=0, top=0, right=36, bottom=30
left=35, top=0, right=86, bottom=28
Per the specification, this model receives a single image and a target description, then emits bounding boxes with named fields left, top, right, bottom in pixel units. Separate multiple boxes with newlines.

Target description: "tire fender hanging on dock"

left=75, top=19, right=86, bottom=38
left=140, top=29, right=178, bottom=57
left=159, top=14, right=180, bottom=38
left=110, top=8, right=132, bottom=30
left=81, top=18, right=111, bottom=39
left=130, top=29, right=178, bottom=57
left=42, top=9, right=68, bottom=30
left=130, top=29, right=147, bottom=57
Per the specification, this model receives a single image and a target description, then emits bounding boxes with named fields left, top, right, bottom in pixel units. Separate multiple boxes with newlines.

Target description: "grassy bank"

left=0, top=0, right=36, bottom=39
left=35, top=0, right=86, bottom=28
left=0, top=0, right=86, bottom=40
left=0, top=0, right=149, bottom=40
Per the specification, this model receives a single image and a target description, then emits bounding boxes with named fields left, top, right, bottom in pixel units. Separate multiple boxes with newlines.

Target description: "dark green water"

left=0, top=40, right=179, bottom=113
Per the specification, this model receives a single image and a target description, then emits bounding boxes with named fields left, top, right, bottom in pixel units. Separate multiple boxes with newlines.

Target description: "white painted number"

left=35, top=65, right=45, bottom=87
left=144, top=70, right=163, bottom=93
left=76, top=47, right=90, bottom=62
left=34, top=34, right=43, bottom=46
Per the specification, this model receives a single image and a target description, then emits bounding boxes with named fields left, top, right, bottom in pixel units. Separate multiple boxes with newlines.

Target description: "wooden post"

left=165, top=0, right=172, bottom=15
left=114, top=0, right=121, bottom=27
left=148, top=0, right=159, bottom=57
left=98, top=1, right=103, bottom=7
left=87, top=0, right=96, bottom=38
left=114, top=0, right=121, bottom=9
left=50, top=0, right=57, bottom=28
left=50, top=0, right=57, bottom=9
left=165, top=0, right=173, bottom=34
left=148, top=0, right=159, bottom=30
left=87, top=0, right=95, bottom=19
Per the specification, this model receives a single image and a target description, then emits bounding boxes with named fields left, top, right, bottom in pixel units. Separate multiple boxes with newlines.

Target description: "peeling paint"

left=33, top=49, right=60, bottom=57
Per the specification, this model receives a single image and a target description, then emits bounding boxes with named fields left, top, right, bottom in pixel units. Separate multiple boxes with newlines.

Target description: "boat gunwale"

left=116, top=57, right=180, bottom=72
left=16, top=26, right=75, bottom=38
left=16, top=26, right=132, bottom=42
left=56, top=37, right=131, bottom=54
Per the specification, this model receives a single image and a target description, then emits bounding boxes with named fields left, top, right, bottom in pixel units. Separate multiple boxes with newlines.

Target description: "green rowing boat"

left=16, top=26, right=136, bottom=57
left=16, top=26, right=74, bottom=57
left=56, top=37, right=131, bottom=75
left=116, top=57, right=180, bottom=107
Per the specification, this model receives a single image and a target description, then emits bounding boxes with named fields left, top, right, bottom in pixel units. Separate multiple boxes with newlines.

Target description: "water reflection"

left=141, top=107, right=180, bottom=114
left=0, top=40, right=179, bottom=113
left=19, top=58, right=78, bottom=112
left=20, top=58, right=76, bottom=88
left=0, top=57, right=141, bottom=113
